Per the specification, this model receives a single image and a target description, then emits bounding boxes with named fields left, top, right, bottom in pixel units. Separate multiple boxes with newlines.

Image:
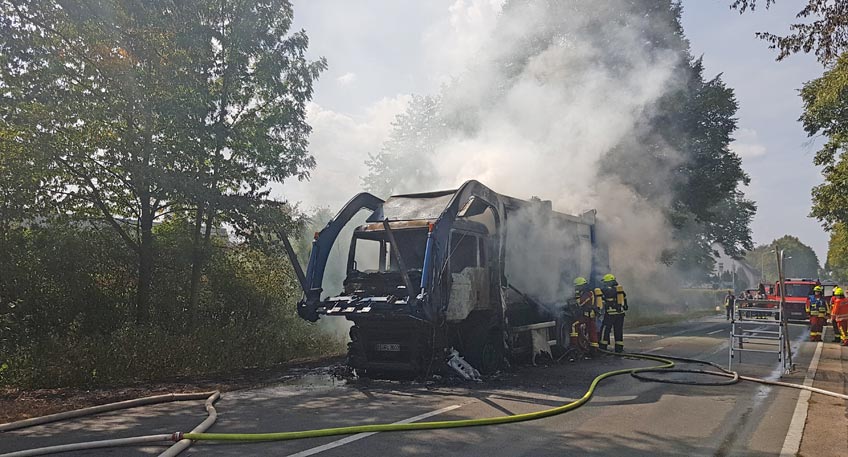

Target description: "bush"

left=0, top=221, right=343, bottom=389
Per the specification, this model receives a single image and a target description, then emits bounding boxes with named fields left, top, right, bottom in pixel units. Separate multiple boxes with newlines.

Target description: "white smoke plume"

left=390, top=1, right=693, bottom=305
left=292, top=1, right=729, bottom=314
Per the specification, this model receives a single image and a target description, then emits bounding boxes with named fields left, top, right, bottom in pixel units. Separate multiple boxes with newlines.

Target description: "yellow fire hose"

left=178, top=351, right=679, bottom=442
left=6, top=349, right=848, bottom=457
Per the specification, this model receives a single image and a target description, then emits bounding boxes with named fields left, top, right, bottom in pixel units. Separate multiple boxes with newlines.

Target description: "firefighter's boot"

left=614, top=344, right=624, bottom=353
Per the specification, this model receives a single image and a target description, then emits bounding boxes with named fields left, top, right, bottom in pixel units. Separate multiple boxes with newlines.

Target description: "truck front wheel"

left=464, top=326, right=504, bottom=375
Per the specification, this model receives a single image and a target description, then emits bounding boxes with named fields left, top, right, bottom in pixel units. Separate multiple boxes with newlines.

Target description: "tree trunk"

left=136, top=102, right=155, bottom=326
left=188, top=204, right=205, bottom=315
left=187, top=10, right=229, bottom=317
left=136, top=193, right=153, bottom=325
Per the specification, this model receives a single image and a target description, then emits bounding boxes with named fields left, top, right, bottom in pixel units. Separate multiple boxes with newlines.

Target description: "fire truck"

left=767, top=278, right=819, bottom=321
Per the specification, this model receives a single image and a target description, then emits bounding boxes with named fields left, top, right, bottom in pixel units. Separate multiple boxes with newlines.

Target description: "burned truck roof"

left=363, top=184, right=593, bottom=226
left=366, top=190, right=455, bottom=222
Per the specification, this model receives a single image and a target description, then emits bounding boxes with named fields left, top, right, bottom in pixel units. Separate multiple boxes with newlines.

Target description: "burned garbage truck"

left=291, top=180, right=608, bottom=378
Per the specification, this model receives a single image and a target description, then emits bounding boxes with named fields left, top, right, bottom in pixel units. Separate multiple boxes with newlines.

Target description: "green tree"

left=800, top=53, right=848, bottom=230
left=363, top=95, right=442, bottom=197
left=745, top=235, right=821, bottom=282
left=0, top=0, right=324, bottom=322
left=731, top=0, right=848, bottom=64
left=0, top=129, right=55, bottom=242
left=604, top=56, right=756, bottom=275
left=165, top=1, right=326, bottom=313
left=825, top=223, right=848, bottom=283
left=1, top=0, right=170, bottom=323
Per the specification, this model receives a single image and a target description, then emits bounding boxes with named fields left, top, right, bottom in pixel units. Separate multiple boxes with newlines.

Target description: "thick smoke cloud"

left=395, top=1, right=693, bottom=305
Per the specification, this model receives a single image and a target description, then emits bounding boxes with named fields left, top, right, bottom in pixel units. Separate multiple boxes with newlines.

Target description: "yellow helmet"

left=834, top=286, right=844, bottom=297
left=814, top=285, right=823, bottom=293
left=603, top=273, right=616, bottom=283
left=574, top=277, right=588, bottom=286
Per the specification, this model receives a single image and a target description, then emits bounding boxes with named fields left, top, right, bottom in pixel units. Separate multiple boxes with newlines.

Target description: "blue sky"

left=680, top=0, right=826, bottom=260
left=282, top=0, right=829, bottom=261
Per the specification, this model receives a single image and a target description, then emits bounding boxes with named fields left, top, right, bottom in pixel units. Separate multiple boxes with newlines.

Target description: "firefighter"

left=724, top=290, right=735, bottom=321
left=596, top=273, right=627, bottom=353
left=570, top=276, right=600, bottom=357
left=830, top=287, right=848, bottom=346
left=807, top=285, right=826, bottom=342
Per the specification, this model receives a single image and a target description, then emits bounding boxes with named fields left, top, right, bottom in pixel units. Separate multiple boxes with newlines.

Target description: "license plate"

left=375, top=343, right=401, bottom=352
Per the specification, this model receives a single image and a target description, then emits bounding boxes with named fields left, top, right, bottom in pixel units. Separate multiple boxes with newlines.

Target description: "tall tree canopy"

left=731, top=0, right=848, bottom=64
left=745, top=235, right=821, bottom=282
left=0, top=0, right=325, bottom=323
left=801, top=53, right=848, bottom=230
left=604, top=56, right=755, bottom=273
left=363, top=95, right=442, bottom=197
left=825, top=223, right=848, bottom=283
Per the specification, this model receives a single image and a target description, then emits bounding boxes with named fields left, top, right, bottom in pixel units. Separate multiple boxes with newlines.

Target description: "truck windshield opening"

left=783, top=284, right=814, bottom=297
left=351, top=229, right=428, bottom=273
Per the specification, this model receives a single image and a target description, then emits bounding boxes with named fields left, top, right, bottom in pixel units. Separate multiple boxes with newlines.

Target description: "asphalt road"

left=1, top=314, right=819, bottom=456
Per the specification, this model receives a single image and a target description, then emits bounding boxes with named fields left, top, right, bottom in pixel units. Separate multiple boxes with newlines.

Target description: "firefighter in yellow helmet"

left=831, top=286, right=848, bottom=345
left=807, top=285, right=826, bottom=342
left=570, top=276, right=600, bottom=357
left=595, top=273, right=627, bottom=352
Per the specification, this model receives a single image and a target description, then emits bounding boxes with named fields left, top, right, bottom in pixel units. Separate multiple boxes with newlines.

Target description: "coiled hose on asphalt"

left=3, top=350, right=847, bottom=456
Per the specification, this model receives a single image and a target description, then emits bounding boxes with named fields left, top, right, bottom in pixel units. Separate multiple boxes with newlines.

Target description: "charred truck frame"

left=289, top=181, right=608, bottom=378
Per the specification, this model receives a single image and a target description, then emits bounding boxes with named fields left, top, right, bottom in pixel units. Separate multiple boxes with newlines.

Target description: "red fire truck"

left=767, top=278, right=819, bottom=321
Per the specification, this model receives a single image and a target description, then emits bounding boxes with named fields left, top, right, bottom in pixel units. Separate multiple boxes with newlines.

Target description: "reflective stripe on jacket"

left=599, top=284, right=626, bottom=315
left=575, top=289, right=595, bottom=318
left=809, top=296, right=827, bottom=317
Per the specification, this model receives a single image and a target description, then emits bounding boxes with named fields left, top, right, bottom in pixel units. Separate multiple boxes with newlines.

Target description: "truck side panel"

left=504, top=204, right=595, bottom=308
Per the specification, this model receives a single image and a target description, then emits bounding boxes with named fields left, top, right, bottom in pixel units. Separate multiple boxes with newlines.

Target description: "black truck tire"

left=463, top=323, right=504, bottom=375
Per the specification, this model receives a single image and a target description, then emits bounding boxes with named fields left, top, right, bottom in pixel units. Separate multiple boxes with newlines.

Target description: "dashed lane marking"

left=285, top=404, right=463, bottom=457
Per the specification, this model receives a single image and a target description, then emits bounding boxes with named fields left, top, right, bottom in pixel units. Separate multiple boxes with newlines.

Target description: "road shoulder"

left=798, top=328, right=848, bottom=457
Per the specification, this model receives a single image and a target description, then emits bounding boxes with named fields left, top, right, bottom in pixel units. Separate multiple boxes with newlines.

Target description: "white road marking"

left=487, top=392, right=575, bottom=403
left=643, top=346, right=665, bottom=353
left=707, top=329, right=724, bottom=335
left=285, top=404, right=462, bottom=457
left=779, top=340, right=823, bottom=457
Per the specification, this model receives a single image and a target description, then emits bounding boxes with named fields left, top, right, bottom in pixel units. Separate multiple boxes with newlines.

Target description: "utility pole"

left=732, top=264, right=736, bottom=292
left=777, top=249, right=793, bottom=372
left=760, top=251, right=765, bottom=282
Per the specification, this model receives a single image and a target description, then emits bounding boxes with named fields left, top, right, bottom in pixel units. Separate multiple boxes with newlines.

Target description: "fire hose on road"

left=2, top=350, right=847, bottom=456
